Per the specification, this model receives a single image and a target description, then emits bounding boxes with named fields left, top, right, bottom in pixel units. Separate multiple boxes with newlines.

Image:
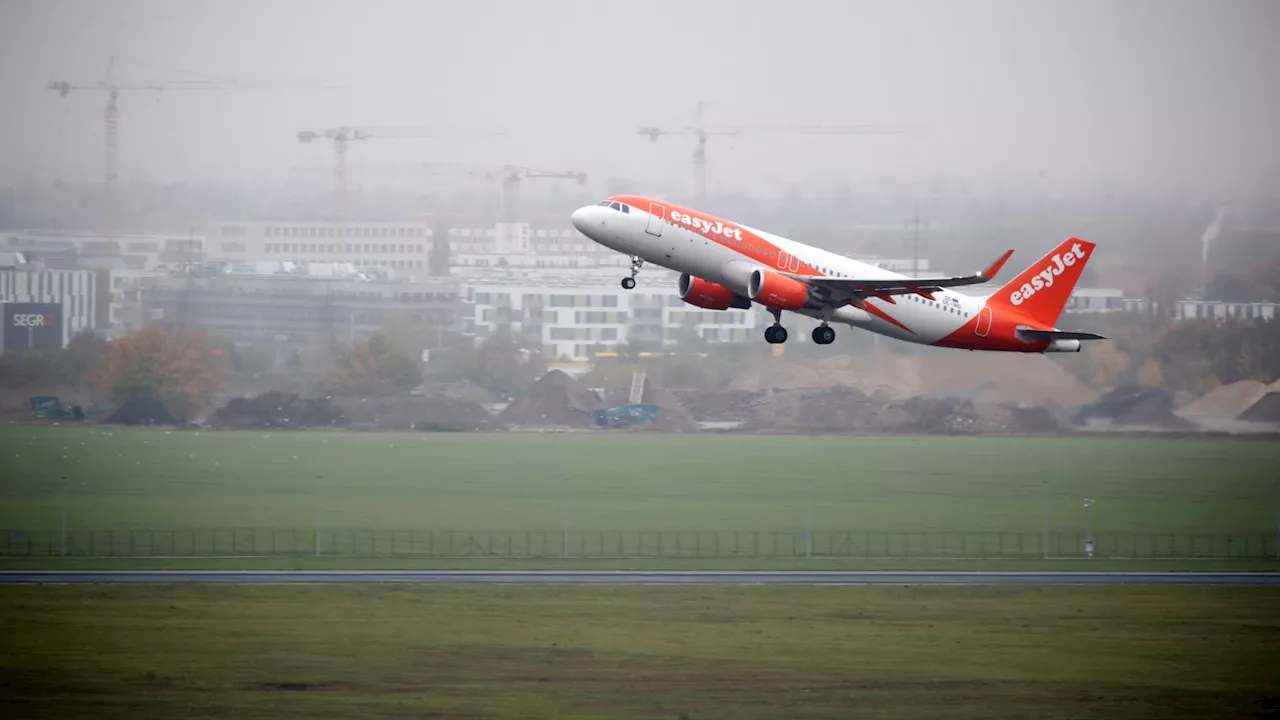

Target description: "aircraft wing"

left=792, top=250, right=1015, bottom=302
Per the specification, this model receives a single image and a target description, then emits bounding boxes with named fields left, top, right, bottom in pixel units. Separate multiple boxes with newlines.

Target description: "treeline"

left=1059, top=314, right=1280, bottom=393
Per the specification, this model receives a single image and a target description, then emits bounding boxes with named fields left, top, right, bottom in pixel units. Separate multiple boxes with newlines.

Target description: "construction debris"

left=104, top=398, right=177, bottom=426
left=675, top=386, right=1065, bottom=435
left=335, top=394, right=503, bottom=431
left=213, top=391, right=342, bottom=429
left=1072, top=386, right=1194, bottom=429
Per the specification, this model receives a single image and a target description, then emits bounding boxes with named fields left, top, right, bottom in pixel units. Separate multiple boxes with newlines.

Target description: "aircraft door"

left=975, top=305, right=992, bottom=337
left=646, top=203, right=665, bottom=237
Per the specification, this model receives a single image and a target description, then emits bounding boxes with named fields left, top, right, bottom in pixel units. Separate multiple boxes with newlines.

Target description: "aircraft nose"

left=571, top=206, right=592, bottom=234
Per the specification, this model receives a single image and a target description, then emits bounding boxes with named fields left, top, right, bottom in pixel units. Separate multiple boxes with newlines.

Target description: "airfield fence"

left=3, top=528, right=1278, bottom=559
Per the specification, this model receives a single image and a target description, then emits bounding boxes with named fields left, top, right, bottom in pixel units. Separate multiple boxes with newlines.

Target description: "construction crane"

left=639, top=100, right=913, bottom=205
left=48, top=55, right=332, bottom=238
left=47, top=56, right=236, bottom=237
left=295, top=127, right=505, bottom=257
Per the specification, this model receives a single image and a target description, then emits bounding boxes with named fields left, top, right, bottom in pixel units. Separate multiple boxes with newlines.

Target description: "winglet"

left=980, top=249, right=1015, bottom=280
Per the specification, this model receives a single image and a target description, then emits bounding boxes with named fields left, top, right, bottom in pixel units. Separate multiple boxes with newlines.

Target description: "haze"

left=1, top=0, right=1278, bottom=200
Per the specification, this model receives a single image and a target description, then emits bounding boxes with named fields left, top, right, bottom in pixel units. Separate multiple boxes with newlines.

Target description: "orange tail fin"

left=987, top=237, right=1096, bottom=327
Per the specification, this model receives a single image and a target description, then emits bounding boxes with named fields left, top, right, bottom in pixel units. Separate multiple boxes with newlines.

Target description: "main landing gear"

left=764, top=308, right=788, bottom=344
left=620, top=257, right=644, bottom=289
left=812, top=324, right=836, bottom=345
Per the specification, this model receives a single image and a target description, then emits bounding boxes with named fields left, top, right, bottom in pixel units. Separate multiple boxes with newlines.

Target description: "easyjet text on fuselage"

left=671, top=211, right=744, bottom=242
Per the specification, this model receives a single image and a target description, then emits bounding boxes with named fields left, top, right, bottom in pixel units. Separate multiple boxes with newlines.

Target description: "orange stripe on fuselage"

left=610, top=195, right=829, bottom=278
left=612, top=195, right=916, bottom=334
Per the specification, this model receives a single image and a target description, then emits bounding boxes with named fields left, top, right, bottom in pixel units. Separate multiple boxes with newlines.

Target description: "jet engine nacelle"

left=747, top=268, right=818, bottom=310
left=679, top=273, right=751, bottom=311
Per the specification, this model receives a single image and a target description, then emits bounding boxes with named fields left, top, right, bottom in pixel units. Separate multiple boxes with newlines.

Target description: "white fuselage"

left=571, top=199, right=983, bottom=345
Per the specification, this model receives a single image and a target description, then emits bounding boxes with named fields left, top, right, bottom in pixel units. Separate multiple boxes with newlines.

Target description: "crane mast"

left=49, top=55, right=332, bottom=238
left=296, top=127, right=505, bottom=259
left=639, top=100, right=913, bottom=205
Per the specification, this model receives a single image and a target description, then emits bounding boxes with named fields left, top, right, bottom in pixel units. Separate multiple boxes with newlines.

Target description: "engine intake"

left=679, top=274, right=751, bottom=311
left=747, top=268, right=816, bottom=310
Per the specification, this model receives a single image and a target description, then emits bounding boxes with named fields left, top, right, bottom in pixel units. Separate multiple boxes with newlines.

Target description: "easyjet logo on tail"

left=1010, top=242, right=1087, bottom=306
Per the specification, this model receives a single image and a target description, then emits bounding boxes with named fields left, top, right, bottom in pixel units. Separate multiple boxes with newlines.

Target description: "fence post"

left=1042, top=494, right=1049, bottom=559
left=59, top=484, right=67, bottom=557
left=806, top=505, right=813, bottom=559
left=313, top=476, right=321, bottom=557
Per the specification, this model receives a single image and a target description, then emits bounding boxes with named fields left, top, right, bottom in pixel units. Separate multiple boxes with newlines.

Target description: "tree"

left=379, top=311, right=437, bottom=361
left=1087, top=340, right=1130, bottom=388
left=1136, top=359, right=1165, bottom=388
left=425, top=329, right=546, bottom=398
left=325, top=332, right=422, bottom=393
left=92, top=325, right=227, bottom=421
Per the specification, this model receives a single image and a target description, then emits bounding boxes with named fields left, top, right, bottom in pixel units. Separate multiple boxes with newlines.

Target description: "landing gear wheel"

left=812, top=325, right=836, bottom=345
left=621, top=256, right=644, bottom=290
left=764, top=325, right=789, bottom=344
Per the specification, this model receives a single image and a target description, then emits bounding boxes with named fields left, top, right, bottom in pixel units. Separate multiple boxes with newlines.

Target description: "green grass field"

left=1, top=585, right=1277, bottom=719
left=2, top=426, right=1276, bottom=536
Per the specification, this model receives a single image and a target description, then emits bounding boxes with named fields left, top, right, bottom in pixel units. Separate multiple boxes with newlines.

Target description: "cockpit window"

left=609, top=202, right=622, bottom=211
left=620, top=204, right=630, bottom=213
left=597, top=200, right=611, bottom=206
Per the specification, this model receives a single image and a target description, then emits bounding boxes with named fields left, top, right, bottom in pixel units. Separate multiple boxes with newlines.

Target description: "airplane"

left=570, top=195, right=1106, bottom=352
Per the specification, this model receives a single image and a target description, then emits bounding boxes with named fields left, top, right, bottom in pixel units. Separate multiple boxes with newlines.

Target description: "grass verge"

left=1, top=585, right=1277, bottom=719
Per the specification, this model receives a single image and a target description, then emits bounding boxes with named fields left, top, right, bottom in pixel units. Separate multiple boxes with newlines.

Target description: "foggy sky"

left=2, top=0, right=1278, bottom=200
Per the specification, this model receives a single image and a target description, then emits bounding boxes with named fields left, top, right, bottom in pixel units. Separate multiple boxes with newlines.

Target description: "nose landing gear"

left=621, top=257, right=644, bottom=289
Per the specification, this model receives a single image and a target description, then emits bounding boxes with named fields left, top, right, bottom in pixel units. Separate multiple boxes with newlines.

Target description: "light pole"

left=1083, top=498, right=1095, bottom=558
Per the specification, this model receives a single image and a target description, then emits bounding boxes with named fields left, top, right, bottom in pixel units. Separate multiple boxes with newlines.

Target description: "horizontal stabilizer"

left=1016, top=328, right=1108, bottom=342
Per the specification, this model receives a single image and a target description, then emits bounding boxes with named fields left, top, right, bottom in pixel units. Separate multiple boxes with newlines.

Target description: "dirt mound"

left=1237, top=391, right=1280, bottom=422
left=729, top=349, right=1096, bottom=407
left=105, top=397, right=177, bottom=426
left=1072, top=386, right=1194, bottom=429
left=334, top=394, right=503, bottom=431
left=917, top=351, right=1098, bottom=407
left=1181, top=380, right=1268, bottom=418
left=498, top=370, right=603, bottom=427
left=213, top=392, right=342, bottom=429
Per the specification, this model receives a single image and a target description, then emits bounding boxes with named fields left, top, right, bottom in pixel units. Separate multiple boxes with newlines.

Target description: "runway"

left=2, top=570, right=1279, bottom=585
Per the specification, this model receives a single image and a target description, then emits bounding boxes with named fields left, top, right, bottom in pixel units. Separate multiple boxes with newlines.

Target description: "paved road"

left=2, top=570, right=1279, bottom=585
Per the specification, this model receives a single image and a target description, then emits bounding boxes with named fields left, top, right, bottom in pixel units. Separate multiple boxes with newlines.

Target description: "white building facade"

left=465, top=270, right=759, bottom=361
